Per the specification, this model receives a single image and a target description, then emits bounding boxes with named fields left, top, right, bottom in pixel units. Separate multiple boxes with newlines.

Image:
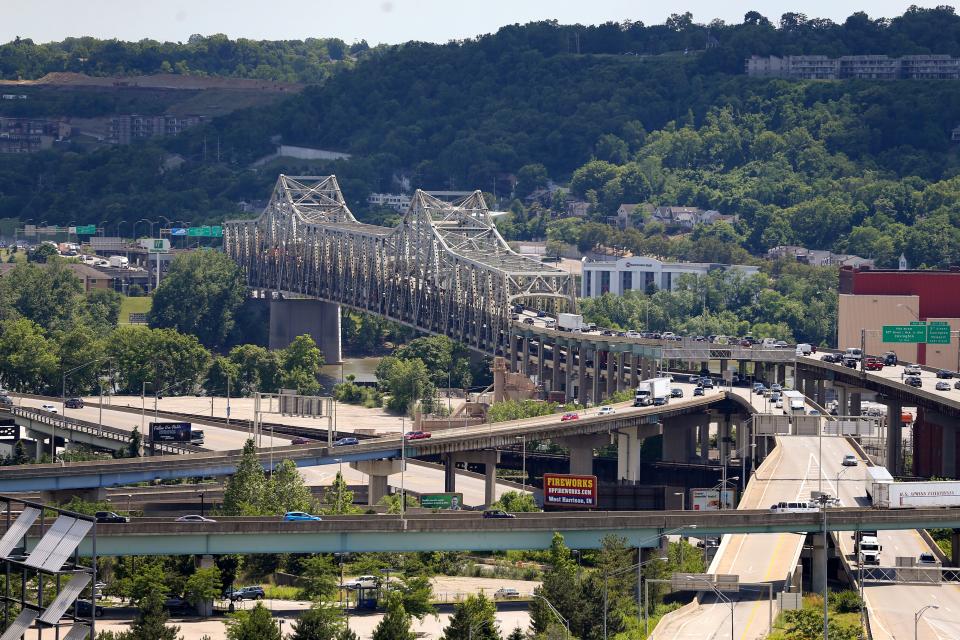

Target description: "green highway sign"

left=74, top=225, right=97, bottom=235
left=882, top=324, right=927, bottom=343
left=928, top=322, right=952, bottom=345
left=186, top=226, right=223, bottom=238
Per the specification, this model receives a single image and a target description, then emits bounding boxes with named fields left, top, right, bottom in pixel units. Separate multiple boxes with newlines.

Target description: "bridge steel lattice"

left=224, top=175, right=576, bottom=354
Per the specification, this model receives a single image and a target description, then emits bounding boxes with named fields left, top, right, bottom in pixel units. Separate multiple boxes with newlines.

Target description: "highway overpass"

left=23, top=508, right=960, bottom=557
left=0, top=390, right=748, bottom=494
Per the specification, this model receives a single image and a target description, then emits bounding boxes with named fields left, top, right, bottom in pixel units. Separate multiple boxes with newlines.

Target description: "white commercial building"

left=581, top=256, right=760, bottom=298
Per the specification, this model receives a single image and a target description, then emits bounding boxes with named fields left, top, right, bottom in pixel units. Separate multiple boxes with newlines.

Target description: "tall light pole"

left=679, top=574, right=735, bottom=640
left=59, top=358, right=104, bottom=459
left=915, top=604, right=939, bottom=640
left=602, top=525, right=696, bottom=640
left=531, top=594, right=570, bottom=638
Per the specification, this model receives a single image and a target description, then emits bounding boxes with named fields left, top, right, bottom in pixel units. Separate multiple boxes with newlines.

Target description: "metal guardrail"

left=7, top=407, right=202, bottom=455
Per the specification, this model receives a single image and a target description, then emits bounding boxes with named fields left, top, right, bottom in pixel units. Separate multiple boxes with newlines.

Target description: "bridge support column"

left=739, top=361, right=748, bottom=379
left=836, top=385, right=848, bottom=416
left=551, top=342, right=561, bottom=393
left=662, top=414, right=702, bottom=463
left=811, top=535, right=827, bottom=595
left=559, top=434, right=609, bottom=476
left=578, top=345, right=587, bottom=404
left=606, top=350, right=616, bottom=398
left=629, top=353, right=639, bottom=389
left=886, top=401, right=903, bottom=475
left=850, top=392, right=861, bottom=416
left=777, top=364, right=786, bottom=385
left=816, top=378, right=826, bottom=407
left=616, top=352, right=625, bottom=392
left=350, top=459, right=405, bottom=506
left=565, top=347, right=575, bottom=402
left=699, top=420, right=710, bottom=460
left=481, top=450, right=498, bottom=507
left=521, top=337, right=530, bottom=375
left=537, top=340, right=546, bottom=388
left=443, top=453, right=457, bottom=493
left=510, top=334, right=519, bottom=373
left=719, top=359, right=728, bottom=378
left=269, top=298, right=342, bottom=364
left=617, top=424, right=661, bottom=481
left=943, top=424, right=957, bottom=479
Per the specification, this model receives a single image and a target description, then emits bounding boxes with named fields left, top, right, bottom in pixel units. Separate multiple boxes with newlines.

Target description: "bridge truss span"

left=225, top=175, right=575, bottom=353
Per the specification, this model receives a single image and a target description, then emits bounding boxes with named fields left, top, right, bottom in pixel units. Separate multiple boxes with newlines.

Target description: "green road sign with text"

left=928, top=322, right=951, bottom=345
left=883, top=325, right=927, bottom=343
left=74, top=225, right=97, bottom=235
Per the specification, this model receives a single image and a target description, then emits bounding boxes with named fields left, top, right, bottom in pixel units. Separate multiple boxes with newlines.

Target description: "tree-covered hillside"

left=2, top=8, right=960, bottom=267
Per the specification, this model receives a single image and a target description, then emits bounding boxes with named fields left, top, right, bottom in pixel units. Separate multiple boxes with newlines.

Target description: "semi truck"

left=781, top=389, right=806, bottom=414
left=857, top=535, right=882, bottom=565
left=865, top=466, right=960, bottom=508
left=634, top=377, right=671, bottom=407
left=108, top=255, right=129, bottom=269
left=557, top=313, right=585, bottom=332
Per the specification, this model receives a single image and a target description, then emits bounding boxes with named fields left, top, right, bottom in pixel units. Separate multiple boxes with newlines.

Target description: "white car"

left=494, top=588, right=520, bottom=599
left=40, top=403, right=57, bottom=414
left=904, top=365, right=922, bottom=376
left=842, top=454, right=858, bottom=467
left=598, top=406, right=616, bottom=416
left=344, top=575, right=379, bottom=590
left=175, top=515, right=217, bottom=523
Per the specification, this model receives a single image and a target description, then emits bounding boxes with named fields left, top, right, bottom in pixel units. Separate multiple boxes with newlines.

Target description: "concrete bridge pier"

left=591, top=350, right=601, bottom=404
left=578, top=346, right=587, bottom=404
left=350, top=459, right=405, bottom=506
left=699, top=421, right=710, bottom=460
left=835, top=385, right=849, bottom=416
left=441, top=450, right=500, bottom=506
left=777, top=364, right=786, bottom=385
left=811, top=534, right=827, bottom=596
left=850, top=392, right=862, bottom=416
left=521, top=337, right=530, bottom=375
left=269, top=298, right=342, bottom=364
left=617, top=424, right=661, bottom=481
left=565, top=348, right=575, bottom=402
left=629, top=353, right=639, bottom=389
left=551, top=344, right=561, bottom=393
left=606, top=350, right=617, bottom=397
left=885, top=401, right=903, bottom=474
left=662, top=414, right=703, bottom=463
left=559, top=433, right=610, bottom=476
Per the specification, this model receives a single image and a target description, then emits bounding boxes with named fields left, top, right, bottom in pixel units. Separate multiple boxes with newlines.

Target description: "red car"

left=864, top=358, right=884, bottom=371
left=560, top=412, right=579, bottom=422
left=291, top=437, right=310, bottom=445
left=403, top=431, right=431, bottom=440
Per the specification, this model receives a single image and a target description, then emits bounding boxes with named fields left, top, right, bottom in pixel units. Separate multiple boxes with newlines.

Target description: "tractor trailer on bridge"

left=865, top=466, right=960, bottom=508
left=634, top=377, right=671, bottom=407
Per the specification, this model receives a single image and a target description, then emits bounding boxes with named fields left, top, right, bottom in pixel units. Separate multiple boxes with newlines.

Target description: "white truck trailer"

left=557, top=313, right=585, bottom=331
left=865, top=466, right=960, bottom=508
left=634, top=377, right=671, bottom=407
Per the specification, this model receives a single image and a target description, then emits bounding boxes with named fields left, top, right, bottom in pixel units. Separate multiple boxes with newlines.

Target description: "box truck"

left=557, top=313, right=585, bottom=332
left=781, top=389, right=806, bottom=414
left=108, top=255, right=129, bottom=269
left=634, top=377, right=671, bottom=407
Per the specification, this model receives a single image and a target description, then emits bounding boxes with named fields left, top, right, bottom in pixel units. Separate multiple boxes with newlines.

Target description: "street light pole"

left=915, top=604, right=939, bottom=640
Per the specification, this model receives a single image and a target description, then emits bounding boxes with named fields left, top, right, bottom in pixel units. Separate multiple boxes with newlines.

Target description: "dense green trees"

left=226, top=602, right=282, bottom=640
left=220, top=438, right=317, bottom=516
left=149, top=250, right=246, bottom=349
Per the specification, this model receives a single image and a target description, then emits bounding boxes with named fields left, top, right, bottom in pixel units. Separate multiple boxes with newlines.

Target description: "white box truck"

left=108, top=255, right=129, bottom=269
left=781, top=389, right=805, bottom=414
left=557, top=313, right=585, bottom=332
left=634, top=377, right=671, bottom=407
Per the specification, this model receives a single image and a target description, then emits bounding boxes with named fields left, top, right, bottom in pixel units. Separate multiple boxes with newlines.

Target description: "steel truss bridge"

left=224, top=176, right=576, bottom=354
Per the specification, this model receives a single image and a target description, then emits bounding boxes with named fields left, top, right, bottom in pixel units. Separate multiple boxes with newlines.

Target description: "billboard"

left=149, top=422, right=192, bottom=443
left=690, top=488, right=736, bottom=511
left=420, top=493, right=464, bottom=510
left=543, top=473, right=598, bottom=508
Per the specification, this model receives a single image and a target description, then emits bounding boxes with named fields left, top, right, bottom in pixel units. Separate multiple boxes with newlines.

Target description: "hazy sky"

left=2, top=0, right=947, bottom=45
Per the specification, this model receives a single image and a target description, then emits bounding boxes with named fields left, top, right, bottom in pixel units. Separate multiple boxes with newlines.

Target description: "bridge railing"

left=8, top=407, right=200, bottom=456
